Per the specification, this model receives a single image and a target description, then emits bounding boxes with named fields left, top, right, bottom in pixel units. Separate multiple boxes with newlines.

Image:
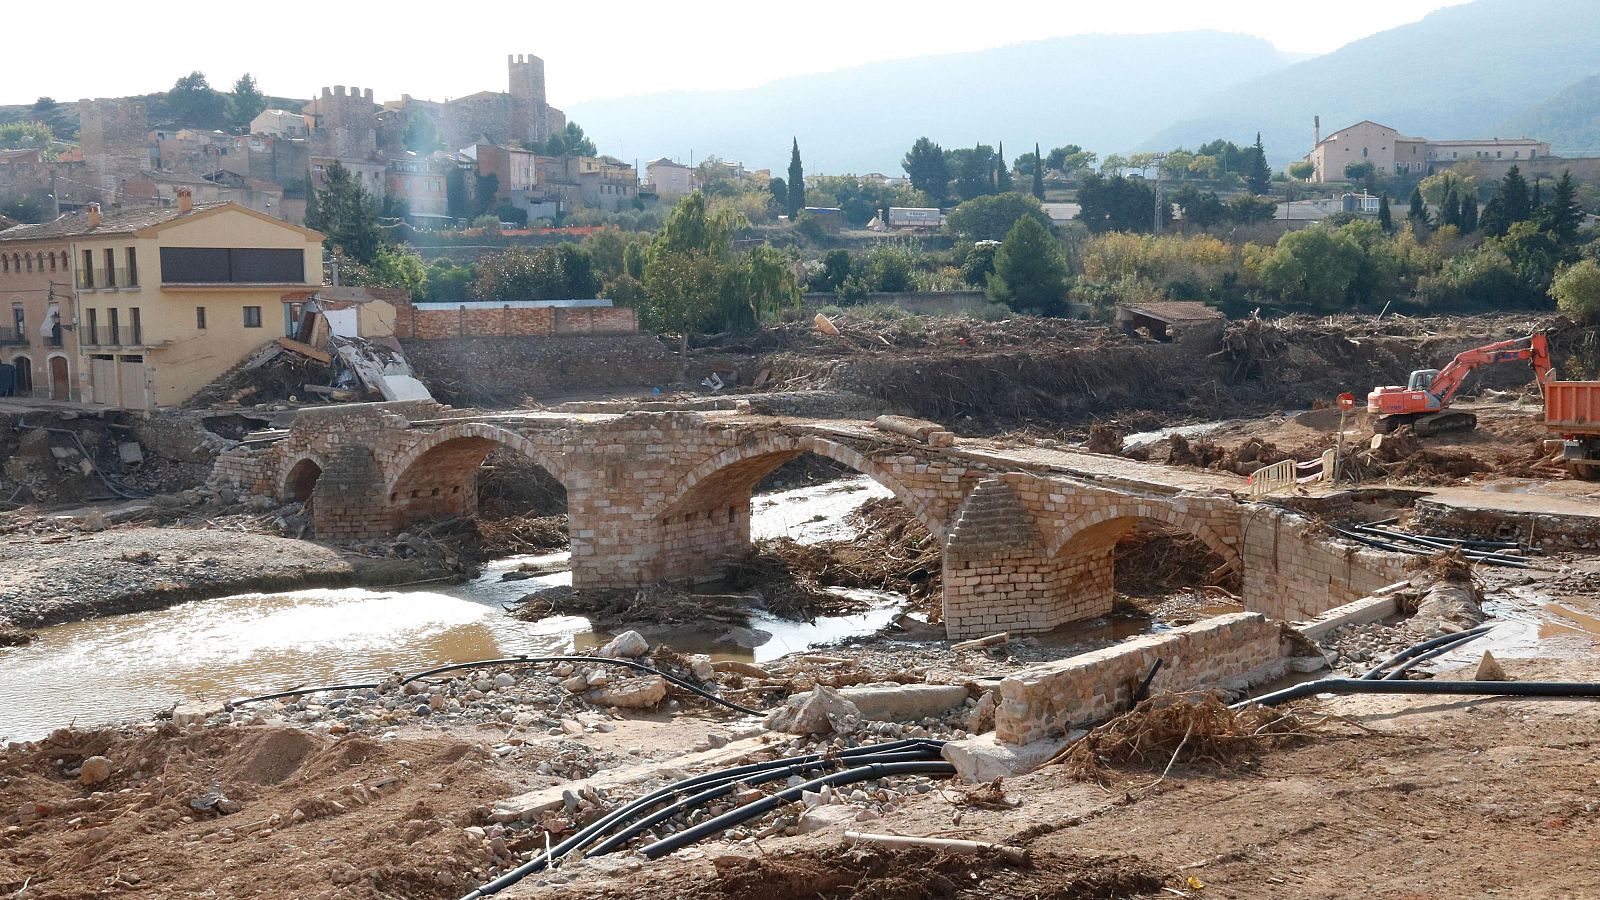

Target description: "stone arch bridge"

left=212, top=400, right=1262, bottom=638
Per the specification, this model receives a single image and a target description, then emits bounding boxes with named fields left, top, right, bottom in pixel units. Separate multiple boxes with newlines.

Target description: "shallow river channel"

left=0, top=477, right=899, bottom=742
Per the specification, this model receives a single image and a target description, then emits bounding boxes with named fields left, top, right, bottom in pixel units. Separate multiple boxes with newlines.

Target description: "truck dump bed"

left=1546, top=381, right=1600, bottom=435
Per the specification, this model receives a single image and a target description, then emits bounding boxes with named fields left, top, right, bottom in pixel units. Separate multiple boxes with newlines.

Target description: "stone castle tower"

left=77, top=98, right=150, bottom=197
left=308, top=85, right=377, bottom=159
left=507, top=53, right=553, bottom=147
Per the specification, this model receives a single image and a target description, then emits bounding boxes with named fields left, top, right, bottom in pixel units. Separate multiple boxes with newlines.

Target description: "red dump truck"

left=1546, top=380, right=1600, bottom=480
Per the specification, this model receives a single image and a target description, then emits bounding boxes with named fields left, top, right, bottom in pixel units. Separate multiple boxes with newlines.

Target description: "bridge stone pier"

left=211, top=400, right=1263, bottom=638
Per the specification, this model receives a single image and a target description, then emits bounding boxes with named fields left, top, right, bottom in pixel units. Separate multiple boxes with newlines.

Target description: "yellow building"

left=0, top=190, right=324, bottom=408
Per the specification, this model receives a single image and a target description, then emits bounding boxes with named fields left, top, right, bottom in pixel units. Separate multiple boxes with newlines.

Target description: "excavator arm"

left=1427, top=334, right=1552, bottom=406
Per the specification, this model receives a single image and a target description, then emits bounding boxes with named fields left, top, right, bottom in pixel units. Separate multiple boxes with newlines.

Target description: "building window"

left=108, top=308, right=120, bottom=345
left=129, top=308, right=142, bottom=345
left=12, top=304, right=23, bottom=338
left=87, top=308, right=98, bottom=344
left=104, top=249, right=116, bottom=286
left=196, top=306, right=207, bottom=329
left=160, top=248, right=304, bottom=283
left=243, top=306, right=262, bottom=328
left=2, top=254, right=7, bottom=273
left=24, top=254, right=31, bottom=273
left=1497, top=150, right=1503, bottom=158
left=1362, top=147, right=1368, bottom=158
left=82, top=250, right=94, bottom=287
left=48, top=252, right=56, bottom=272
left=126, top=248, right=138, bottom=286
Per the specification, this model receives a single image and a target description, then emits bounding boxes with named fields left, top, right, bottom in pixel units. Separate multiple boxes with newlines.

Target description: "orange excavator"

left=1368, top=333, right=1554, bottom=437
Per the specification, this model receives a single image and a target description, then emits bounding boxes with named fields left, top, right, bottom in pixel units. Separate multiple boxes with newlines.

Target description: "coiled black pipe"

left=224, top=655, right=764, bottom=717
left=637, top=759, right=956, bottom=859
left=583, top=749, right=938, bottom=859
left=1233, top=678, right=1600, bottom=709
left=1360, top=625, right=1495, bottom=680
left=459, top=739, right=945, bottom=900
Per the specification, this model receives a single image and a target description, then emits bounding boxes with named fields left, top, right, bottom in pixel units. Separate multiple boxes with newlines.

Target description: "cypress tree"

left=1378, top=193, right=1393, bottom=233
left=1499, top=165, right=1532, bottom=223
left=1408, top=186, right=1430, bottom=228
left=996, top=141, right=1013, bottom=192
left=1247, top=132, right=1271, bottom=193
left=1031, top=142, right=1045, bottom=201
left=1442, top=188, right=1461, bottom=229
left=1546, top=170, right=1583, bottom=244
left=787, top=138, right=805, bottom=219
left=1460, top=194, right=1479, bottom=234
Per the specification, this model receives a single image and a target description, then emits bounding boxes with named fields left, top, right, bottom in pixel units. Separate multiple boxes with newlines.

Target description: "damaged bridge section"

left=209, top=401, right=1376, bottom=639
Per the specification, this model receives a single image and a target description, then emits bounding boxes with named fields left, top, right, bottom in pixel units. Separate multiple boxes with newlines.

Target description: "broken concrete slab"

left=798, top=803, right=860, bottom=833
left=837, top=683, right=970, bottom=723
left=589, top=675, right=667, bottom=709
left=940, top=732, right=1078, bottom=783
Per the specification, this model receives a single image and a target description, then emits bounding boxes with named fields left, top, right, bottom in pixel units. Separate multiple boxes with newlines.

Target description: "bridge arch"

left=277, top=452, right=327, bottom=503
left=653, top=433, right=948, bottom=539
left=383, top=423, right=569, bottom=529
left=1046, top=503, right=1239, bottom=572
left=632, top=433, right=952, bottom=587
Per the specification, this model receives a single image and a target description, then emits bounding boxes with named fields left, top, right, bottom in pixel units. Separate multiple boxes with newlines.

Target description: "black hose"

left=460, top=740, right=945, bottom=899
left=1384, top=629, right=1493, bottom=680
left=1360, top=625, right=1495, bottom=680
left=637, top=759, right=956, bottom=860
left=583, top=749, right=940, bottom=859
left=1233, top=678, right=1600, bottom=709
left=225, top=655, right=765, bottom=717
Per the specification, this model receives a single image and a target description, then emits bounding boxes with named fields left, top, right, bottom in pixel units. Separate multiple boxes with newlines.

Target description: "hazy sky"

left=5, top=0, right=1473, bottom=107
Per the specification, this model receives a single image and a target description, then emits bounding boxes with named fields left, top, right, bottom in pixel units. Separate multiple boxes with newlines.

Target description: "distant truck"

left=887, top=207, right=944, bottom=229
left=1546, top=380, right=1600, bottom=480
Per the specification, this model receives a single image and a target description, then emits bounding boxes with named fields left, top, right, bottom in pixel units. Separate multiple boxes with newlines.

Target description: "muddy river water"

left=0, top=478, right=899, bottom=742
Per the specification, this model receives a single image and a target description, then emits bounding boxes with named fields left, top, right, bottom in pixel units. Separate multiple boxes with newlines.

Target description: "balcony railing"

left=80, top=326, right=123, bottom=348
left=0, top=326, right=27, bottom=346
left=75, top=268, right=138, bottom=289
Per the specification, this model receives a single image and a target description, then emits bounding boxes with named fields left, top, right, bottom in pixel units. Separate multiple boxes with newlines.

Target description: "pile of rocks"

left=1315, top=621, right=1425, bottom=675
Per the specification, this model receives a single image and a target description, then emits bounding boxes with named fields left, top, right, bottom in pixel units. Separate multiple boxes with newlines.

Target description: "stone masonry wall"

left=1412, top=498, right=1600, bottom=552
left=402, top=335, right=681, bottom=405
left=395, top=303, right=638, bottom=340
left=995, top=612, right=1289, bottom=745
left=1241, top=506, right=1412, bottom=622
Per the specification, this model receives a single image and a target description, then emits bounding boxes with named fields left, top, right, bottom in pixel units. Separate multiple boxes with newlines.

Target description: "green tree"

left=988, top=214, right=1067, bottom=316
left=1408, top=187, right=1431, bottom=229
left=641, top=250, right=724, bottom=347
left=1543, top=170, right=1583, bottom=245
left=307, top=161, right=382, bottom=264
left=949, top=144, right=998, bottom=201
left=1077, top=173, right=1161, bottom=234
left=347, top=245, right=429, bottom=300
left=31, top=97, right=56, bottom=113
left=472, top=245, right=600, bottom=301
left=1246, top=132, right=1271, bottom=193
left=1460, top=194, right=1479, bottom=234
left=1378, top=193, right=1393, bottom=233
left=960, top=242, right=998, bottom=287
left=946, top=192, right=1052, bottom=241
left=1288, top=160, right=1316, bottom=181
left=819, top=248, right=852, bottom=291
left=1259, top=226, right=1364, bottom=311
left=1483, top=165, right=1533, bottom=236
left=1099, top=154, right=1127, bottom=177
left=537, top=121, right=597, bottom=157
left=225, top=74, right=267, bottom=131
left=167, top=71, right=226, bottom=128
left=860, top=242, right=918, bottom=292
left=1047, top=145, right=1097, bottom=177
left=901, top=137, right=948, bottom=206
left=1173, top=185, right=1227, bottom=228
left=653, top=192, right=737, bottom=259
left=580, top=228, right=640, bottom=281
left=1441, top=187, right=1461, bottom=229
left=1031, top=142, right=1045, bottom=201
left=423, top=259, right=477, bottom=301
left=768, top=176, right=788, bottom=212
left=0, top=122, right=55, bottom=156
left=1227, top=194, right=1277, bottom=226
left=1343, top=161, right=1376, bottom=186
left=995, top=141, right=1013, bottom=192
left=787, top=138, right=805, bottom=218
left=1552, top=258, right=1600, bottom=325
left=1489, top=220, right=1560, bottom=293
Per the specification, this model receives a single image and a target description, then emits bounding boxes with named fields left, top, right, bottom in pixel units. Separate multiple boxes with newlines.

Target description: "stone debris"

left=77, top=755, right=112, bottom=786
left=765, top=686, right=862, bottom=735
left=1475, top=651, right=1510, bottom=681
left=600, top=630, right=651, bottom=658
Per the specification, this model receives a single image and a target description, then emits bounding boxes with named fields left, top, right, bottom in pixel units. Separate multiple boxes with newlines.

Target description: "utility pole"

left=1152, top=153, right=1168, bottom=234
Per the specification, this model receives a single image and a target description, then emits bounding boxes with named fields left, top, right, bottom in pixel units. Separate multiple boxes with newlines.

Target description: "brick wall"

left=394, top=302, right=638, bottom=340
left=995, top=612, right=1290, bottom=744
left=1241, top=506, right=1412, bottom=621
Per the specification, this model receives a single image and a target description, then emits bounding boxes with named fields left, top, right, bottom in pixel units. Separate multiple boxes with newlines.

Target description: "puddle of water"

left=1538, top=603, right=1600, bottom=642
left=0, top=476, right=899, bottom=742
